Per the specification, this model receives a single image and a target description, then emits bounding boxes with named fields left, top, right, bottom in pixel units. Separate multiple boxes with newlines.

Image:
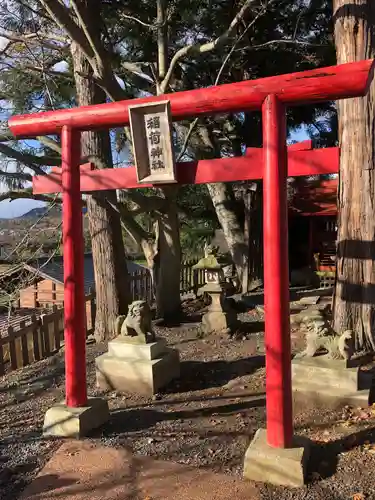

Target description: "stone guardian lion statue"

left=115, top=300, right=155, bottom=343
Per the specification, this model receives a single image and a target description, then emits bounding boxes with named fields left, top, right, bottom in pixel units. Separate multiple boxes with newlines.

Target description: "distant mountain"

left=17, top=206, right=62, bottom=219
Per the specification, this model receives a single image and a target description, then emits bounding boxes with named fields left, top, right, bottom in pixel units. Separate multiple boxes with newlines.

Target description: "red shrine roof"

left=244, top=142, right=338, bottom=217
left=288, top=178, right=338, bottom=216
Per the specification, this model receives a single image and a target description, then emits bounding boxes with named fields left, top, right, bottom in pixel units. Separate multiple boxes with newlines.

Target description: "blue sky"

left=0, top=126, right=309, bottom=218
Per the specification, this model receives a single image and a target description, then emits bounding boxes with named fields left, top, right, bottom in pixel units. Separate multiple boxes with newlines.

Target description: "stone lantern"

left=193, top=247, right=237, bottom=334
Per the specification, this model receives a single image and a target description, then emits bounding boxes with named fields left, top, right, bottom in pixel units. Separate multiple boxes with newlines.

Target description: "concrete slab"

left=243, top=429, right=310, bottom=488
left=299, top=296, right=320, bottom=305
left=43, top=397, right=109, bottom=438
left=20, top=441, right=260, bottom=500
left=96, top=347, right=180, bottom=395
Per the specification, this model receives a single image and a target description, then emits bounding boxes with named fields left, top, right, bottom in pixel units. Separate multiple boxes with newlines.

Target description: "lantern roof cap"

left=193, top=246, right=230, bottom=269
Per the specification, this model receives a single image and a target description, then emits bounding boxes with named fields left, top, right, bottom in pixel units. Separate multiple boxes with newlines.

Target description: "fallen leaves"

left=362, top=441, right=375, bottom=454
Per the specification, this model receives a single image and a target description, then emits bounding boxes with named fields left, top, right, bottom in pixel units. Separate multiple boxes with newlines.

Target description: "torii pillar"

left=8, top=59, right=373, bottom=485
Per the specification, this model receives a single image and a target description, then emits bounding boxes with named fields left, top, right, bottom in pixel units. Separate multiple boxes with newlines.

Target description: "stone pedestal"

left=243, top=429, right=310, bottom=487
left=292, top=355, right=372, bottom=408
left=43, top=397, right=109, bottom=438
left=95, top=336, right=180, bottom=396
left=201, top=283, right=237, bottom=334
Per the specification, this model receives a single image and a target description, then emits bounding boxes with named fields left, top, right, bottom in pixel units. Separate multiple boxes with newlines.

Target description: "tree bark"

left=152, top=0, right=182, bottom=320
left=244, top=183, right=263, bottom=289
left=153, top=188, right=182, bottom=320
left=332, top=0, right=375, bottom=351
left=71, top=41, right=130, bottom=342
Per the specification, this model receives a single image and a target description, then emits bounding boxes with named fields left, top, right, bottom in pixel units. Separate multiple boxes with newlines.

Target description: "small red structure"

left=9, top=60, right=373, bottom=449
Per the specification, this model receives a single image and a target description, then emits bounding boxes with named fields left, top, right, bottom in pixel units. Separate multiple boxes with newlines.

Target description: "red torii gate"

left=9, top=60, right=372, bottom=451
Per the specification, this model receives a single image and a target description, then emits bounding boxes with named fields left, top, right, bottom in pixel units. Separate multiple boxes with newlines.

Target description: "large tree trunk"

left=332, top=0, right=375, bottom=351
left=154, top=189, right=182, bottom=320
left=71, top=42, right=130, bottom=342
left=197, top=124, right=248, bottom=291
left=244, top=182, right=263, bottom=290
left=206, top=182, right=248, bottom=290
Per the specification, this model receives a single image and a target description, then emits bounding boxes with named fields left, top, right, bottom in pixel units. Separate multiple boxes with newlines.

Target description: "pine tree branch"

left=159, top=0, right=258, bottom=93
left=70, top=0, right=107, bottom=70
left=39, top=0, right=97, bottom=62
left=0, top=131, right=14, bottom=142
left=235, top=38, right=327, bottom=52
left=0, top=170, right=32, bottom=182
left=0, top=143, right=58, bottom=167
left=156, top=0, right=168, bottom=89
left=122, top=190, right=168, bottom=214
left=107, top=198, right=151, bottom=246
left=1, top=60, right=73, bottom=79
left=68, top=1, right=126, bottom=101
left=0, top=30, right=69, bottom=52
left=39, top=1, right=137, bottom=101
left=119, top=13, right=167, bottom=30
left=37, top=136, right=62, bottom=154
left=0, top=190, right=57, bottom=203
left=121, top=62, right=154, bottom=84
left=215, top=1, right=273, bottom=85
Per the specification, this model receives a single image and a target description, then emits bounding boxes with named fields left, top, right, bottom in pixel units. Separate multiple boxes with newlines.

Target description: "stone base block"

left=96, top=347, right=180, bottom=395
left=108, top=336, right=167, bottom=360
left=243, top=429, right=310, bottom=488
left=292, top=356, right=373, bottom=409
left=202, top=311, right=237, bottom=334
left=43, top=397, right=109, bottom=438
left=292, top=356, right=373, bottom=393
left=293, top=388, right=369, bottom=410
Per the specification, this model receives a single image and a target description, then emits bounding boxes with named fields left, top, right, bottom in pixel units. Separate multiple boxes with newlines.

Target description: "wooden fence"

left=181, top=260, right=205, bottom=295
left=0, top=292, right=95, bottom=376
left=128, top=261, right=205, bottom=301
left=0, top=262, right=205, bottom=375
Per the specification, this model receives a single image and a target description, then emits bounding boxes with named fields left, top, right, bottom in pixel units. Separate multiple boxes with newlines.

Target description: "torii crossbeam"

left=9, top=60, right=373, bottom=455
left=33, top=139, right=338, bottom=193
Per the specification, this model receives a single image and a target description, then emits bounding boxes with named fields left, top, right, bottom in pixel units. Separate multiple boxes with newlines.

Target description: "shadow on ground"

left=102, top=394, right=266, bottom=435
left=163, top=355, right=265, bottom=393
left=236, top=321, right=264, bottom=335
left=306, top=425, right=375, bottom=482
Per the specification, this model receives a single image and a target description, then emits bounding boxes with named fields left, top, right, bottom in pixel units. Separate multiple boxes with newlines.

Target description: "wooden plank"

left=8, top=327, right=18, bottom=371
left=31, top=314, right=41, bottom=362
left=19, top=320, right=30, bottom=367
left=0, top=320, right=38, bottom=345
left=0, top=343, right=4, bottom=376
left=52, top=305, right=61, bottom=351
left=40, top=314, right=51, bottom=356
left=9, top=60, right=373, bottom=137
left=33, top=147, right=339, bottom=194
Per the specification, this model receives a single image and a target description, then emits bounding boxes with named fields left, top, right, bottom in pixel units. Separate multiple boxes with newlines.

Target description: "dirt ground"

left=1, top=298, right=375, bottom=500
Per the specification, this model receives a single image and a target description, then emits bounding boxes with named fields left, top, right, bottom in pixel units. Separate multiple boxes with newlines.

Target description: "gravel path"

left=0, top=300, right=375, bottom=500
